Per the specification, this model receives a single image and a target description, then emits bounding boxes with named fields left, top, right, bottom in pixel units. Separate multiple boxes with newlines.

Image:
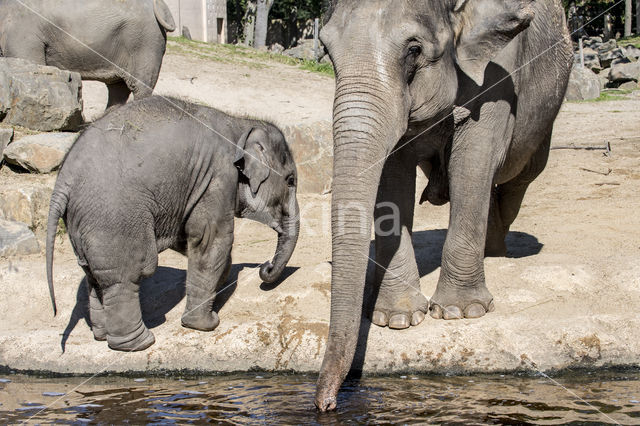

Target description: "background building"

left=164, top=0, right=227, bottom=44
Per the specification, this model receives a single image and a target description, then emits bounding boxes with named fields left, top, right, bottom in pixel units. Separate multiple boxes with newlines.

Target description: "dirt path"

left=82, top=43, right=335, bottom=127
left=1, top=46, right=639, bottom=374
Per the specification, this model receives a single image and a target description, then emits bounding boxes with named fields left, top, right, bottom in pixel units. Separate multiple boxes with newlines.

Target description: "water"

left=1, top=369, right=639, bottom=424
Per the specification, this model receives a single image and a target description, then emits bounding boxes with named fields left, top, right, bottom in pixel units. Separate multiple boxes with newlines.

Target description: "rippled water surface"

left=1, top=369, right=639, bottom=424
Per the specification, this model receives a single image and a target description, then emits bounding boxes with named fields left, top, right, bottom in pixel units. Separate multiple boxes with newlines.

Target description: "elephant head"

left=234, top=126, right=300, bottom=283
left=316, top=0, right=535, bottom=411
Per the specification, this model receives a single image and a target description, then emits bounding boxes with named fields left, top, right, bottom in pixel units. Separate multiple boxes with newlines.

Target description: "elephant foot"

left=107, top=321, right=155, bottom=352
left=181, top=310, right=220, bottom=332
left=429, top=284, right=494, bottom=320
left=91, top=325, right=107, bottom=341
left=371, top=283, right=429, bottom=329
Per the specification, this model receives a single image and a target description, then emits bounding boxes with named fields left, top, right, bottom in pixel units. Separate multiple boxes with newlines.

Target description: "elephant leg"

left=106, top=81, right=131, bottom=109
left=101, top=279, right=155, bottom=351
left=371, top=146, right=428, bottom=329
left=485, top=132, right=552, bottom=257
left=84, top=270, right=106, bottom=341
left=126, top=51, right=162, bottom=101
left=181, top=193, right=234, bottom=332
left=181, top=236, right=233, bottom=331
left=430, top=119, right=514, bottom=320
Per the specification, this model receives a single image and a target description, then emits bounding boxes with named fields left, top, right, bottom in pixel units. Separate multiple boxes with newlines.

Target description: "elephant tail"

left=154, top=0, right=176, bottom=32
left=46, top=190, right=69, bottom=316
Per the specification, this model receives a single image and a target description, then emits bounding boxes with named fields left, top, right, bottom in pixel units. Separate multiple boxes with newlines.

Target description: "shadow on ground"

left=60, top=262, right=297, bottom=352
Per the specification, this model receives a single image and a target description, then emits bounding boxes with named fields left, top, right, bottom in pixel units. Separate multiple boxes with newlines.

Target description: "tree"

left=254, top=0, right=275, bottom=48
left=624, top=0, right=632, bottom=36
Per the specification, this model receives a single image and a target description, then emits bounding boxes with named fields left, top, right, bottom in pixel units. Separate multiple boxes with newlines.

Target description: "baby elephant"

left=46, top=96, right=300, bottom=352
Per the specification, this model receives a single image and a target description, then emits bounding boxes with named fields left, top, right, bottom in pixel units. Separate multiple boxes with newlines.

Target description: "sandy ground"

left=82, top=42, right=335, bottom=127
left=0, top=48, right=639, bottom=375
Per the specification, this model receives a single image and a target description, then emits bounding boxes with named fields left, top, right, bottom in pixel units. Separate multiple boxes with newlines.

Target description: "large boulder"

left=3, top=132, right=78, bottom=173
left=626, top=45, right=640, bottom=60
left=565, top=66, right=601, bottom=101
left=0, top=219, right=39, bottom=258
left=283, top=39, right=325, bottom=62
left=0, top=58, right=83, bottom=132
left=282, top=121, right=332, bottom=194
left=609, top=61, right=640, bottom=85
left=0, top=184, right=53, bottom=233
left=0, top=128, right=13, bottom=163
left=598, top=47, right=628, bottom=68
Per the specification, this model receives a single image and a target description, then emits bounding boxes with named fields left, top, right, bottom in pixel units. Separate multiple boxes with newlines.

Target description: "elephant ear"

left=451, top=0, right=535, bottom=86
left=234, top=128, right=271, bottom=197
left=154, top=0, right=176, bottom=32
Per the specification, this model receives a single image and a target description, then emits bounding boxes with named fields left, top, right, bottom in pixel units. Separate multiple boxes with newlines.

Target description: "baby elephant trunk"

left=259, top=200, right=300, bottom=283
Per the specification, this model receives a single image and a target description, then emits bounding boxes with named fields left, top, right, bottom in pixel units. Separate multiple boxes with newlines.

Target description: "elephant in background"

left=46, top=96, right=300, bottom=352
left=0, top=0, right=176, bottom=109
left=316, top=0, right=573, bottom=410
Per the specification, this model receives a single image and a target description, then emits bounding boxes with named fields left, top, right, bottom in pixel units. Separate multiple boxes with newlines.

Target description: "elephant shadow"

left=348, top=228, right=543, bottom=380
left=60, top=262, right=291, bottom=352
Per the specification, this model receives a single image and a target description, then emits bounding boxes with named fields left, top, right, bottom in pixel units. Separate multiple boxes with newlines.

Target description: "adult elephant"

left=315, top=0, right=572, bottom=411
left=0, top=0, right=175, bottom=109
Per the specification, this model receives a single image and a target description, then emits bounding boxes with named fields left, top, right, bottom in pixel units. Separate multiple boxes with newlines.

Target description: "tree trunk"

left=625, top=0, right=632, bottom=36
left=254, top=0, right=274, bottom=49
left=636, top=0, right=640, bottom=35
left=243, top=1, right=256, bottom=47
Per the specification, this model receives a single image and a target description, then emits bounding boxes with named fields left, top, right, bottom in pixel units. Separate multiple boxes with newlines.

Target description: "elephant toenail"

left=463, top=303, right=486, bottom=318
left=389, top=314, right=410, bottom=329
left=411, top=311, right=425, bottom=326
left=429, top=304, right=443, bottom=319
left=442, top=305, right=463, bottom=320
left=371, top=311, right=388, bottom=327
left=487, top=300, right=495, bottom=312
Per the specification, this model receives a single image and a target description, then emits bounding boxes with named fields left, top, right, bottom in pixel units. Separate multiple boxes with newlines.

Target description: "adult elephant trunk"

left=315, top=75, right=408, bottom=411
left=259, top=197, right=300, bottom=283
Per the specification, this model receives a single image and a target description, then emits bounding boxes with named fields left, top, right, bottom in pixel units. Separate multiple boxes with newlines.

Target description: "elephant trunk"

left=259, top=197, right=300, bottom=283
left=315, top=76, right=407, bottom=411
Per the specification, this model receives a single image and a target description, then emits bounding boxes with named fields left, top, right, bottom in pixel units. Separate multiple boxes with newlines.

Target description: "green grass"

left=576, top=88, right=634, bottom=102
left=618, top=35, right=640, bottom=49
left=167, top=36, right=334, bottom=77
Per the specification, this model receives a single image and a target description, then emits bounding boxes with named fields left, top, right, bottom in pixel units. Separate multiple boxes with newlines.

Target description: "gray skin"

left=0, top=0, right=175, bottom=109
left=46, top=96, right=300, bottom=352
left=315, top=0, right=573, bottom=411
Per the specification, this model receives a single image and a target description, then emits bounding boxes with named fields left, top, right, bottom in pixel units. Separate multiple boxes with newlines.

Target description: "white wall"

left=162, top=0, right=226, bottom=44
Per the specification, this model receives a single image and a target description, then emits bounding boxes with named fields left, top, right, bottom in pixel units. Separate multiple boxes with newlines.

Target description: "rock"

left=598, top=69, right=610, bottom=89
left=0, top=128, right=13, bottom=163
left=583, top=36, right=602, bottom=49
left=574, top=47, right=601, bottom=72
left=282, top=121, right=333, bottom=194
left=618, top=81, right=639, bottom=90
left=599, top=47, right=628, bottom=69
left=0, top=219, right=39, bottom=258
left=625, top=45, right=640, bottom=60
left=3, top=132, right=78, bottom=173
left=182, top=26, right=192, bottom=40
left=0, top=58, right=83, bottom=132
left=597, top=39, right=617, bottom=54
left=0, top=184, right=53, bottom=233
left=565, top=66, right=601, bottom=101
left=283, top=39, right=325, bottom=62
left=269, top=43, right=285, bottom=54
left=609, top=61, right=640, bottom=84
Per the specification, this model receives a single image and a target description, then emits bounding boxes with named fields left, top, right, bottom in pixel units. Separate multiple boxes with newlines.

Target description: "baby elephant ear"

left=452, top=0, right=535, bottom=86
left=234, top=128, right=271, bottom=197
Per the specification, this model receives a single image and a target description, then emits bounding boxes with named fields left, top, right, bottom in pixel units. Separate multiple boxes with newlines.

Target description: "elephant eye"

left=407, top=45, right=422, bottom=57
left=286, top=174, right=296, bottom=187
